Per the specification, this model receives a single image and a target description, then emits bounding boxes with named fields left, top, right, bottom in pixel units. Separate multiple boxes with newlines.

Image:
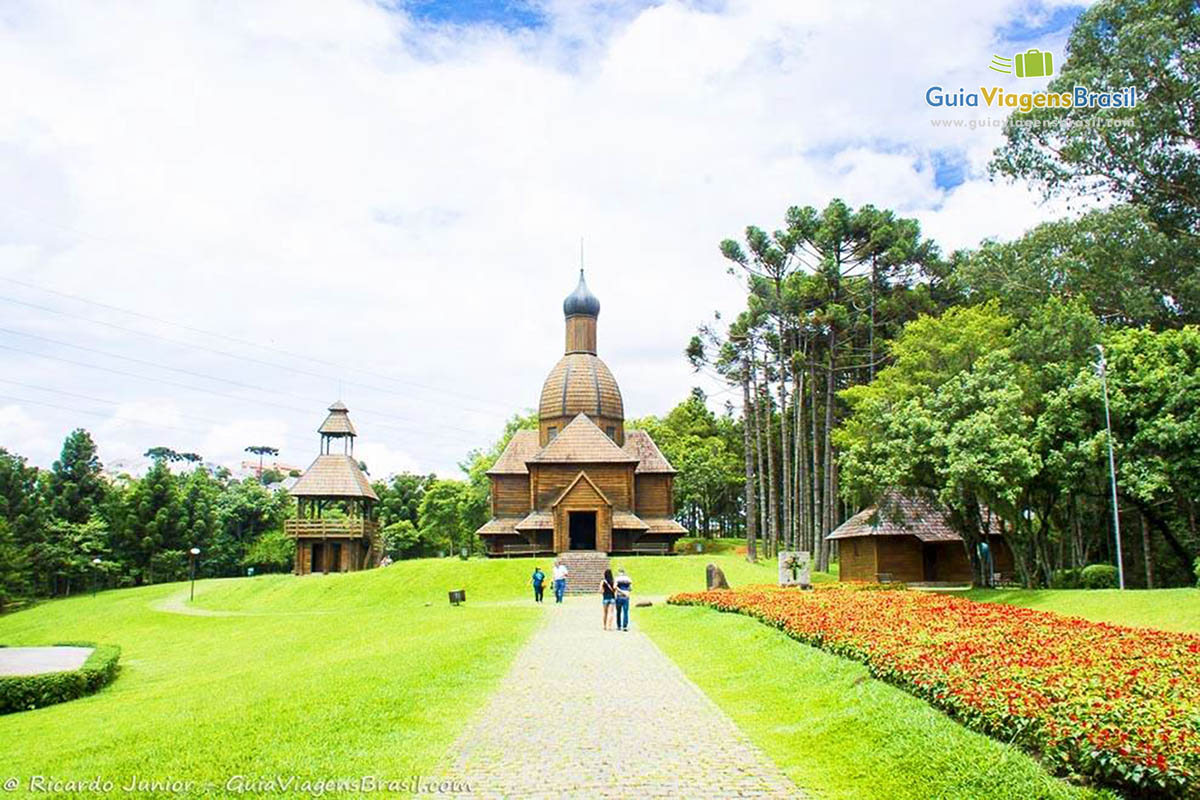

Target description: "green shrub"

left=1080, top=563, right=1119, bottom=590
left=1049, top=568, right=1082, bottom=589
left=242, top=530, right=293, bottom=573
left=0, top=642, right=121, bottom=714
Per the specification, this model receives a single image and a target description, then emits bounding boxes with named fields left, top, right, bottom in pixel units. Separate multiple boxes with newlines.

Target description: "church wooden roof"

left=486, top=430, right=541, bottom=476
left=623, top=430, right=676, bottom=474
left=530, top=414, right=638, bottom=464
left=318, top=401, right=357, bottom=436
left=643, top=517, right=687, bottom=534
left=827, top=493, right=960, bottom=543
left=539, top=353, right=624, bottom=421
left=290, top=454, right=378, bottom=500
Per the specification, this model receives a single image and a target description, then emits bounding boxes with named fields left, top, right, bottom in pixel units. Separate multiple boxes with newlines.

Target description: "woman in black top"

left=601, top=568, right=616, bottom=630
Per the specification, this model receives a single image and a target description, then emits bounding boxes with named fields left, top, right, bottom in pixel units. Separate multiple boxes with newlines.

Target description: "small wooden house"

left=475, top=271, right=687, bottom=556
left=828, top=493, right=1013, bottom=584
left=285, top=402, right=381, bottom=574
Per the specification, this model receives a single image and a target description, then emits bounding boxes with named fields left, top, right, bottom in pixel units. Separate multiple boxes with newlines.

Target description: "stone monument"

left=778, top=551, right=811, bottom=588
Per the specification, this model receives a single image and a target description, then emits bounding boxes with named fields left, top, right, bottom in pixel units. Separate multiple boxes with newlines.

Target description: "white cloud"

left=0, top=0, right=1096, bottom=477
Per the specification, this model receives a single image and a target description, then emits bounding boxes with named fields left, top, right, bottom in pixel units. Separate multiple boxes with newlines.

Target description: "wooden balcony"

left=285, top=518, right=380, bottom=540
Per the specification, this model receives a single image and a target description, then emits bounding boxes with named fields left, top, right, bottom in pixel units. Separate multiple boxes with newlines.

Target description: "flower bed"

left=669, top=586, right=1200, bottom=797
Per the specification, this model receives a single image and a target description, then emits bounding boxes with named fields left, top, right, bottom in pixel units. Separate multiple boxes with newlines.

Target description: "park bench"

left=631, top=541, right=670, bottom=555
left=502, top=543, right=540, bottom=557
left=875, top=572, right=895, bottom=584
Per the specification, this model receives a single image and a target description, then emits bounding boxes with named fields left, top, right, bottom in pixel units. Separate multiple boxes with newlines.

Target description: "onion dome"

left=562, top=269, right=600, bottom=317
left=539, top=353, right=624, bottom=421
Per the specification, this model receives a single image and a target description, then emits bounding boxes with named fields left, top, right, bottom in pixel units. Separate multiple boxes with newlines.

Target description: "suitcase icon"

left=1015, top=48, right=1053, bottom=78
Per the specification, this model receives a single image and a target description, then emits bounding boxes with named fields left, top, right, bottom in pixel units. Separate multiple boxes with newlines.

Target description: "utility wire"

left=0, top=294, right=510, bottom=418
left=0, top=274, right=518, bottom=412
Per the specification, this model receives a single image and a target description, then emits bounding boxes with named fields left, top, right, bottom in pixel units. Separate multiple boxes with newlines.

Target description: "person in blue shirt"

left=531, top=566, right=546, bottom=603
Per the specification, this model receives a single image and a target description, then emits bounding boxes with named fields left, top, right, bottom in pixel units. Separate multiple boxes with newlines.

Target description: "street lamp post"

left=91, top=557, right=102, bottom=598
left=1095, top=345, right=1125, bottom=590
left=189, top=547, right=201, bottom=601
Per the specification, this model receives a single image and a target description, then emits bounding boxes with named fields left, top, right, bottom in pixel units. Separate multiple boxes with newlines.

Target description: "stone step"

left=555, top=551, right=611, bottom=594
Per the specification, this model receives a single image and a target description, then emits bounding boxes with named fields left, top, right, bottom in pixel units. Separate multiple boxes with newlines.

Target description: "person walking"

left=552, top=560, right=568, bottom=603
left=531, top=566, right=546, bottom=603
left=601, top=568, right=616, bottom=630
left=614, top=567, right=633, bottom=631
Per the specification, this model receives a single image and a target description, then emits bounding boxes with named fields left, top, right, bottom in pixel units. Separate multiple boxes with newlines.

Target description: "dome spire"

left=563, top=269, right=600, bottom=317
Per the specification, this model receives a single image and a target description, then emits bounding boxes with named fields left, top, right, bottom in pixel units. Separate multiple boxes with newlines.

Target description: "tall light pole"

left=189, top=547, right=201, bottom=601
left=91, top=557, right=102, bottom=598
left=1095, top=345, right=1125, bottom=590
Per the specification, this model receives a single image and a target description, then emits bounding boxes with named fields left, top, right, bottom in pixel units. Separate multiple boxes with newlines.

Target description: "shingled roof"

left=623, top=429, right=676, bottom=473
left=529, top=414, right=637, bottom=464
left=318, top=401, right=357, bottom=436
left=827, top=492, right=961, bottom=543
left=486, top=430, right=541, bottom=476
left=290, top=454, right=378, bottom=500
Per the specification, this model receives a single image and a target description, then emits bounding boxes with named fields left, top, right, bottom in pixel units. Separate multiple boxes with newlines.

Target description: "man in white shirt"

left=552, top=561, right=569, bottom=603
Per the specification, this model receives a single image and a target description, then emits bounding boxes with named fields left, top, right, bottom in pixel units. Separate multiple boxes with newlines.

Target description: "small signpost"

left=778, top=551, right=811, bottom=588
left=448, top=589, right=466, bottom=606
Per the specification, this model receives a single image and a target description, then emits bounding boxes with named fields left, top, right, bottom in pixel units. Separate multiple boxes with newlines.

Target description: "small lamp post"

left=460, top=545, right=469, bottom=561
left=189, top=547, right=201, bottom=601
left=1095, top=345, right=1125, bottom=590
left=91, top=557, right=102, bottom=598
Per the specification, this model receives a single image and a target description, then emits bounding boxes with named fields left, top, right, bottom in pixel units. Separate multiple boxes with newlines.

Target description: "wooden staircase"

left=557, top=551, right=611, bottom=594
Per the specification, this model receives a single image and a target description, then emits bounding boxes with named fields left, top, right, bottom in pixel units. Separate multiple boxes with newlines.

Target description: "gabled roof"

left=551, top=470, right=613, bottom=508
left=318, top=401, right=357, bottom=436
left=530, top=414, right=637, bottom=465
left=476, top=517, right=520, bottom=536
left=290, top=454, right=378, bottom=500
left=487, top=430, right=541, bottom=476
left=623, top=429, right=676, bottom=474
left=642, top=517, right=687, bottom=534
left=827, top=492, right=960, bottom=543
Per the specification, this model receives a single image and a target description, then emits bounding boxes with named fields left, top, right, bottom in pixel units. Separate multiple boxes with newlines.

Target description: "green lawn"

left=0, top=552, right=791, bottom=795
left=964, top=587, right=1200, bottom=633
left=640, top=605, right=1116, bottom=800
left=0, top=563, right=543, bottom=796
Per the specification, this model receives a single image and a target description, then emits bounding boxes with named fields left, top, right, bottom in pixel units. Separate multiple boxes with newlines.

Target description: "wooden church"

left=285, top=401, right=381, bottom=574
left=476, top=271, right=687, bottom=556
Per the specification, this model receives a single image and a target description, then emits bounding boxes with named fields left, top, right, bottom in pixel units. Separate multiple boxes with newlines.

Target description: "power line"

left=0, top=274, right=519, bottom=412
left=0, top=342, right=482, bottom=449
left=0, top=327, right=484, bottom=438
left=0, top=293, right=511, bottom=418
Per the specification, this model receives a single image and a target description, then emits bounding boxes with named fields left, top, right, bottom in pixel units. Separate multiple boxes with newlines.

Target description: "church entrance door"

left=568, top=511, right=597, bottom=550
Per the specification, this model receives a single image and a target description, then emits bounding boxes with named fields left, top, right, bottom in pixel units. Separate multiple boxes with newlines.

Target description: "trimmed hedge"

left=1080, top=563, right=1119, bottom=589
left=0, top=642, right=121, bottom=714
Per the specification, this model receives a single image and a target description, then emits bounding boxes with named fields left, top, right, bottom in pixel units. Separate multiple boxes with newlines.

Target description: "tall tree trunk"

left=819, top=328, right=837, bottom=572
left=753, top=362, right=769, bottom=558
left=776, top=315, right=792, bottom=552
left=809, top=356, right=821, bottom=563
left=1141, top=513, right=1154, bottom=589
left=793, top=341, right=807, bottom=554
left=742, top=356, right=757, bottom=563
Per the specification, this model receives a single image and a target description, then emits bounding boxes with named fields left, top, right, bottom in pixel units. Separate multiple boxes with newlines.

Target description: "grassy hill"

left=0, top=553, right=775, bottom=794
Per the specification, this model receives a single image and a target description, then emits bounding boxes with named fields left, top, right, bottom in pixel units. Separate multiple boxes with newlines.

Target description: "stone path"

left=445, top=601, right=803, bottom=799
left=0, top=646, right=93, bottom=676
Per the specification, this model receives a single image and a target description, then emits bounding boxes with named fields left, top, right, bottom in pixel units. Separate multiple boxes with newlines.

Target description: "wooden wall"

left=634, top=474, right=673, bottom=517
left=838, top=537, right=877, bottom=581
left=492, top=475, right=531, bottom=515
left=565, top=315, right=597, bottom=354
left=929, top=542, right=973, bottom=582
left=875, top=537, right=925, bottom=583
left=532, top=464, right=634, bottom=510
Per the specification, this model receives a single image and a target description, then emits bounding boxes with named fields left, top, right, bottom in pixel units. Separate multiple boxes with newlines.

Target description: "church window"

left=548, top=426, right=557, bottom=440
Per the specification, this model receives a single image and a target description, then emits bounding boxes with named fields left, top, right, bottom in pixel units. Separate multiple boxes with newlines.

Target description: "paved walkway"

left=0, top=646, right=93, bottom=676
left=445, top=601, right=802, bottom=799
